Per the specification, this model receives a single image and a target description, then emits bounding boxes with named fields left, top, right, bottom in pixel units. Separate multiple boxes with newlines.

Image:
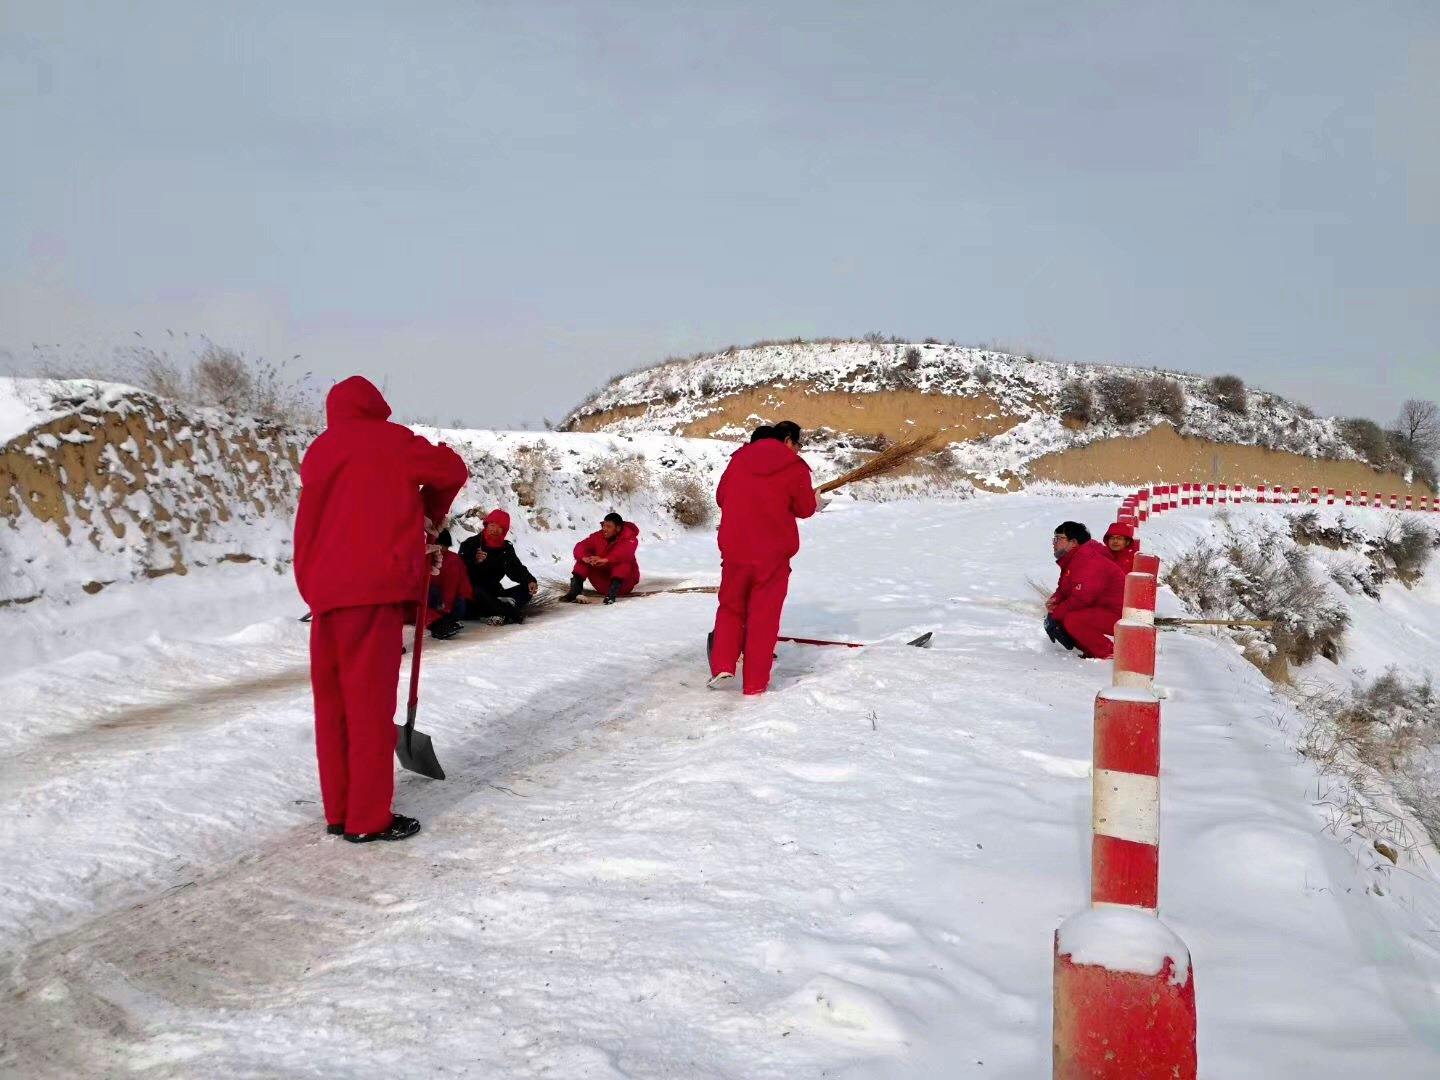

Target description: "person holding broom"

left=708, top=421, right=821, bottom=695
left=294, top=375, right=467, bottom=843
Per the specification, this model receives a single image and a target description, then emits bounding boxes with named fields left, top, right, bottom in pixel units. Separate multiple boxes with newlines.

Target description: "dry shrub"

left=1207, top=373, right=1248, bottom=414
left=1095, top=373, right=1147, bottom=425
left=1057, top=378, right=1094, bottom=425
left=664, top=476, right=713, bottom=528
left=1145, top=376, right=1186, bottom=424
left=1380, top=516, right=1438, bottom=581
left=1164, top=522, right=1350, bottom=672
left=593, top=457, right=644, bottom=501
left=1339, top=417, right=1390, bottom=465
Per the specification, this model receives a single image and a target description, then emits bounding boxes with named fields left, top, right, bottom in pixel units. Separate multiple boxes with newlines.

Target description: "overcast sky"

left=2, top=1, right=1436, bottom=428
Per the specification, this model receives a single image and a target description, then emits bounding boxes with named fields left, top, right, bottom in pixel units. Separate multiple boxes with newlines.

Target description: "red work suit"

left=710, top=440, right=817, bottom=694
left=1049, top=539, right=1125, bottom=660
left=572, top=521, right=642, bottom=596
left=294, top=376, right=467, bottom=834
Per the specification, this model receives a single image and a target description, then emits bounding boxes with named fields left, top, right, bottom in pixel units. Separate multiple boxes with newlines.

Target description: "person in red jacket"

left=709, top=421, right=820, bottom=695
left=294, top=376, right=467, bottom=843
left=1044, top=521, right=1125, bottom=660
left=423, top=529, right=472, bottom=639
left=563, top=512, right=641, bottom=604
left=1103, top=521, right=1137, bottom=575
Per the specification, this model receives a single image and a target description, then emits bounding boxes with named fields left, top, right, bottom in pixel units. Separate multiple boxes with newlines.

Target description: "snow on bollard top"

left=1057, top=907, right=1191, bottom=987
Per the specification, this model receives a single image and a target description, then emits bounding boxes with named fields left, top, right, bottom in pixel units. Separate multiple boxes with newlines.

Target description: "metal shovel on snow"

left=395, top=583, right=445, bottom=780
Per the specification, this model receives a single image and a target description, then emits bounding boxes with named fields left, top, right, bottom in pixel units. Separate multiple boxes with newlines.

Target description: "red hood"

left=483, top=508, right=511, bottom=547
left=729, top=439, right=805, bottom=478
left=325, top=375, right=391, bottom=425
left=619, top=521, right=639, bottom=543
left=1104, top=522, right=1135, bottom=542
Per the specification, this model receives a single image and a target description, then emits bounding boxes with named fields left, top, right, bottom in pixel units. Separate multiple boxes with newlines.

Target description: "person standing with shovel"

left=294, top=376, right=467, bottom=843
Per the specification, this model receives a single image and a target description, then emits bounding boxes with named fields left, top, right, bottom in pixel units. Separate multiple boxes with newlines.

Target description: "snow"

left=1056, top=907, right=1191, bottom=986
left=3, top=494, right=1440, bottom=1076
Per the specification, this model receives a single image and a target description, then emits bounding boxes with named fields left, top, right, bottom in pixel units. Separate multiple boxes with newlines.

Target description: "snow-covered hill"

left=561, top=340, right=1431, bottom=492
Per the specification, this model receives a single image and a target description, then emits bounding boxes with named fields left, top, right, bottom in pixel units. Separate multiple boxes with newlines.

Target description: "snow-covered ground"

left=3, top=495, right=1440, bottom=1077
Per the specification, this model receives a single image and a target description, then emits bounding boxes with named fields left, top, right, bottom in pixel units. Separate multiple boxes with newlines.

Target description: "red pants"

left=310, top=603, right=405, bottom=834
left=1061, top=607, right=1119, bottom=660
left=710, top=560, right=790, bottom=694
left=572, top=560, right=639, bottom=597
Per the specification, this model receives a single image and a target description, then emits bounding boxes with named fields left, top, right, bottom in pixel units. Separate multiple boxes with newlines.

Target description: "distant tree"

left=1392, top=399, right=1440, bottom=460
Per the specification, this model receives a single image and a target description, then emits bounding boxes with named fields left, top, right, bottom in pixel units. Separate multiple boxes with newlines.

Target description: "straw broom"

left=815, top=431, right=939, bottom=495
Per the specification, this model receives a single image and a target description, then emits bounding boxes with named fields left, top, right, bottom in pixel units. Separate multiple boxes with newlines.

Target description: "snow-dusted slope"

left=3, top=495, right=1437, bottom=1078
left=563, top=340, right=1358, bottom=462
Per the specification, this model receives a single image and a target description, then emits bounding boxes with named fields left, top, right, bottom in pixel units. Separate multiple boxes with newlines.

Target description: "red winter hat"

left=482, top=508, right=511, bottom=546
left=1104, top=521, right=1135, bottom=541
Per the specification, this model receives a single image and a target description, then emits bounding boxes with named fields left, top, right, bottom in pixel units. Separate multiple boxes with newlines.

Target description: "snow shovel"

left=395, top=584, right=445, bottom=780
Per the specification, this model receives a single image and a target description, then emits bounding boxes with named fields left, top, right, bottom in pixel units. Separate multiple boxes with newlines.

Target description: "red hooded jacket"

left=1050, top=539, right=1125, bottom=622
left=715, top=440, right=817, bottom=563
left=294, top=376, right=467, bottom=615
left=575, top=522, right=641, bottom=580
left=1103, top=522, right=1137, bottom=576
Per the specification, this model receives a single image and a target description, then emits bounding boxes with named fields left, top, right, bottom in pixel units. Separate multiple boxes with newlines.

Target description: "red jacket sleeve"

left=789, top=460, right=817, bottom=520
left=574, top=533, right=599, bottom=561
left=716, top=460, right=734, bottom=508
left=409, top=437, right=468, bottom=525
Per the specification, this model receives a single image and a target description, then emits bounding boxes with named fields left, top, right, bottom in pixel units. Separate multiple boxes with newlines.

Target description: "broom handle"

left=1156, top=617, right=1275, bottom=628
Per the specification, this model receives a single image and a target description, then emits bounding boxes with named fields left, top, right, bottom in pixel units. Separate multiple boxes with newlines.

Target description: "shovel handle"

left=405, top=577, right=427, bottom=731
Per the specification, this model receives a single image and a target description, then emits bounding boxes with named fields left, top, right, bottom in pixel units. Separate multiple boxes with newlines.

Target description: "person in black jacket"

left=457, top=508, right=538, bottom=625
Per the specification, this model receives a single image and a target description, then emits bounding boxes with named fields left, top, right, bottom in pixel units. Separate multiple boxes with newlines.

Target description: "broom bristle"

left=816, top=431, right=939, bottom=494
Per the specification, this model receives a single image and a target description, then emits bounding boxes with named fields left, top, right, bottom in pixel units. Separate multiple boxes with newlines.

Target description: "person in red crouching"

left=294, top=376, right=467, bottom=844
left=424, top=529, right=472, bottom=639
left=1044, top=521, right=1125, bottom=661
left=1103, top=520, right=1138, bottom=575
left=563, top=512, right=641, bottom=604
left=708, top=421, right=820, bottom=695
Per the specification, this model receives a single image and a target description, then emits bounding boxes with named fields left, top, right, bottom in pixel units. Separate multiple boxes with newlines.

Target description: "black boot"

left=560, top=573, right=585, bottom=602
left=603, top=579, right=622, bottom=605
left=1045, top=614, right=1078, bottom=651
left=344, top=814, right=421, bottom=843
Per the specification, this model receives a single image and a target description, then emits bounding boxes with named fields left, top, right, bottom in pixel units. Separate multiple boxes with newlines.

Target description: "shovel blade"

left=395, top=724, right=446, bottom=780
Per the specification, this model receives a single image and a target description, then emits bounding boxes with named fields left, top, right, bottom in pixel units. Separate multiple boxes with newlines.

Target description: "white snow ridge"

left=3, top=397, right=1440, bottom=1075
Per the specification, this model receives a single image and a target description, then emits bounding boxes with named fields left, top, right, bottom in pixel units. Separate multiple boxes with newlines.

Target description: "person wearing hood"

left=708, top=420, right=820, bottom=695
left=564, top=512, right=641, bottom=604
left=457, top=508, right=538, bottom=624
left=1103, top=521, right=1138, bottom=575
left=294, top=375, right=467, bottom=844
left=1044, top=521, right=1125, bottom=660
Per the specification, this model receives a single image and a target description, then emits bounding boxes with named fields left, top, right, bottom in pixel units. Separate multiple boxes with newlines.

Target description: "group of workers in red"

left=1043, top=519, right=1137, bottom=661
left=294, top=375, right=1130, bottom=844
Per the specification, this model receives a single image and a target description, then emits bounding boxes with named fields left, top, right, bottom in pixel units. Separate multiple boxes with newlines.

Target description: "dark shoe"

left=603, top=595, right=618, bottom=605
left=344, top=814, right=421, bottom=844
left=430, top=616, right=463, bottom=640
left=326, top=823, right=344, bottom=836
left=603, top=581, right=622, bottom=605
